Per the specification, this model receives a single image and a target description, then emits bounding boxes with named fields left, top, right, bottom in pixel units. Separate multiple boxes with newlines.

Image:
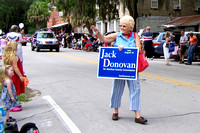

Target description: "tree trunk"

left=125, top=0, right=138, bottom=31
left=86, top=23, right=93, bottom=35
left=36, top=23, right=41, bottom=30
left=120, top=0, right=126, bottom=15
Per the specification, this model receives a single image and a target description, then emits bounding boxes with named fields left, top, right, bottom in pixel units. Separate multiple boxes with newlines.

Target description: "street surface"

left=12, top=43, right=200, bottom=133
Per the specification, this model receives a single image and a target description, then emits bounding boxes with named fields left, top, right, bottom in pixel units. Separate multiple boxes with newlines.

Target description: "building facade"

left=47, top=6, right=88, bottom=34
left=96, top=0, right=200, bottom=34
left=47, top=8, right=65, bottom=28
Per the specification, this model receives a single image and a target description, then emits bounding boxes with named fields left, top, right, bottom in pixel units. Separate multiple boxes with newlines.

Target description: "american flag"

left=47, top=28, right=52, bottom=32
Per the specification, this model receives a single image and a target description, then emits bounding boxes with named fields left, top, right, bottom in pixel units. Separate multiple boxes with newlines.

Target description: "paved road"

left=12, top=43, right=200, bottom=133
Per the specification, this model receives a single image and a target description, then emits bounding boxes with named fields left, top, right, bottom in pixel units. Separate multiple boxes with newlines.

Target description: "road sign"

left=169, top=42, right=175, bottom=53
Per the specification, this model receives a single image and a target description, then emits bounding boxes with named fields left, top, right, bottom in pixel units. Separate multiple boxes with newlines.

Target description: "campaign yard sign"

left=97, top=47, right=139, bottom=80
left=169, top=42, right=175, bottom=53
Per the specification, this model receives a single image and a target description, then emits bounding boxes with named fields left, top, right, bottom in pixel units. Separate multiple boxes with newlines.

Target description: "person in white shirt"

left=6, top=25, right=23, bottom=63
left=179, top=30, right=188, bottom=64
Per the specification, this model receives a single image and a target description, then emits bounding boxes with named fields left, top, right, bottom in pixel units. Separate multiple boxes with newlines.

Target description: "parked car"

left=152, top=32, right=159, bottom=40
left=31, top=31, right=60, bottom=52
left=152, top=32, right=174, bottom=58
left=159, top=31, right=200, bottom=61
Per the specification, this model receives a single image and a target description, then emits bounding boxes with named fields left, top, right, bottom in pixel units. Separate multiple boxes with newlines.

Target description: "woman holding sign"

left=91, top=15, right=147, bottom=124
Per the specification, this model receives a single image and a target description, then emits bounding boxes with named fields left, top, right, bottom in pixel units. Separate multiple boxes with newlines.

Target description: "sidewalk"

left=10, top=95, right=69, bottom=133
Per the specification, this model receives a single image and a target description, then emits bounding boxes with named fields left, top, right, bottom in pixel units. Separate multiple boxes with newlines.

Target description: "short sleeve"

left=18, top=34, right=23, bottom=43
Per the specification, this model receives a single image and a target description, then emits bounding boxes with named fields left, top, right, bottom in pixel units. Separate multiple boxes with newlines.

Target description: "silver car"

left=31, top=31, right=60, bottom=52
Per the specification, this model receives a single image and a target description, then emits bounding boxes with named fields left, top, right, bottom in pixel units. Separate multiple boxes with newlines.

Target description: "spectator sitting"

left=74, top=39, right=82, bottom=50
left=82, top=36, right=91, bottom=51
left=88, top=35, right=99, bottom=52
left=71, top=38, right=77, bottom=49
left=85, top=42, right=92, bottom=52
left=104, top=42, right=111, bottom=47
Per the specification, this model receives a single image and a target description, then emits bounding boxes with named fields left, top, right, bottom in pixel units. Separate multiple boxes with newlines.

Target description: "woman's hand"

left=91, top=25, right=99, bottom=35
left=11, top=97, right=15, bottom=102
left=118, top=46, right=124, bottom=51
left=139, top=49, right=142, bottom=53
left=91, top=25, right=117, bottom=42
left=20, top=76, right=25, bottom=82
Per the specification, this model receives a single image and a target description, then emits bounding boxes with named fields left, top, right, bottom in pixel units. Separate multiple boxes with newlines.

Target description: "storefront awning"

left=48, top=22, right=68, bottom=28
left=165, top=15, right=200, bottom=27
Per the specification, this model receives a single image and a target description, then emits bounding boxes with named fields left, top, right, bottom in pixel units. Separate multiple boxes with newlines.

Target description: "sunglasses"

left=120, top=25, right=127, bottom=28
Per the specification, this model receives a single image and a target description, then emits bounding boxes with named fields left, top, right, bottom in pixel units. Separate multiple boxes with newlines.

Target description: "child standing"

left=3, top=41, right=23, bottom=111
left=3, top=41, right=25, bottom=96
left=0, top=65, right=20, bottom=122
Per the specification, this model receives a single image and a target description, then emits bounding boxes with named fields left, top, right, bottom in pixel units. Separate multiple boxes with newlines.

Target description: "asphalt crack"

left=149, top=111, right=200, bottom=119
left=17, top=109, right=54, bottom=122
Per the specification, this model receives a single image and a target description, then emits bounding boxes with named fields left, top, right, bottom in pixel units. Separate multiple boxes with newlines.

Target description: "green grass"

left=17, top=90, right=31, bottom=103
left=0, top=86, right=31, bottom=103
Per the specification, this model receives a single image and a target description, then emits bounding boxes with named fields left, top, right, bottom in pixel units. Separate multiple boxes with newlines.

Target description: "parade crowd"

left=0, top=25, right=25, bottom=123
left=56, top=25, right=198, bottom=66
left=56, top=30, right=102, bottom=52
left=138, top=26, right=198, bottom=65
left=0, top=16, right=198, bottom=126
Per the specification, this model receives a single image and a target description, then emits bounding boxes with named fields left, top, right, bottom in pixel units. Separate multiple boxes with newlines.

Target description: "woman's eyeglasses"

left=120, top=25, right=127, bottom=28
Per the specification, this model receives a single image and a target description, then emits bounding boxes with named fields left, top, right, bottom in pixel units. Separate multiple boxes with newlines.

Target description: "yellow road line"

left=51, top=52, right=200, bottom=90
left=52, top=52, right=98, bottom=64
left=140, top=73, right=200, bottom=90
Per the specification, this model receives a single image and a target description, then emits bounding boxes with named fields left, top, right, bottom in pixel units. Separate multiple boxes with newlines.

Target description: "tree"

left=96, top=0, right=119, bottom=21
left=50, top=0, right=139, bottom=33
left=52, top=0, right=73, bottom=22
left=51, top=0, right=96, bottom=34
left=52, top=0, right=119, bottom=34
left=97, top=0, right=139, bottom=31
left=27, top=0, right=51, bottom=30
left=0, top=0, right=34, bottom=33
left=124, top=0, right=138, bottom=31
left=70, top=0, right=97, bottom=34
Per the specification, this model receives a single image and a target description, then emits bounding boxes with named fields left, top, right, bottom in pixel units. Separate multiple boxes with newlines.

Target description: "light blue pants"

left=110, top=76, right=141, bottom=111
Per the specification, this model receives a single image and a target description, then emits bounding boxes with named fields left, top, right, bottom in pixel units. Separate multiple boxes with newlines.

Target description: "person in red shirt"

left=3, top=41, right=25, bottom=95
left=185, top=31, right=198, bottom=65
left=3, top=41, right=24, bottom=111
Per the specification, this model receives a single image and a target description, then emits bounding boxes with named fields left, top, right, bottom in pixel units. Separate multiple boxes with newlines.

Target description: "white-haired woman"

left=91, top=15, right=147, bottom=124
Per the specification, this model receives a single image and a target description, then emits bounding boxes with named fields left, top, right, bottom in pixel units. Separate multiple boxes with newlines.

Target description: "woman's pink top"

left=1, top=39, right=8, bottom=47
